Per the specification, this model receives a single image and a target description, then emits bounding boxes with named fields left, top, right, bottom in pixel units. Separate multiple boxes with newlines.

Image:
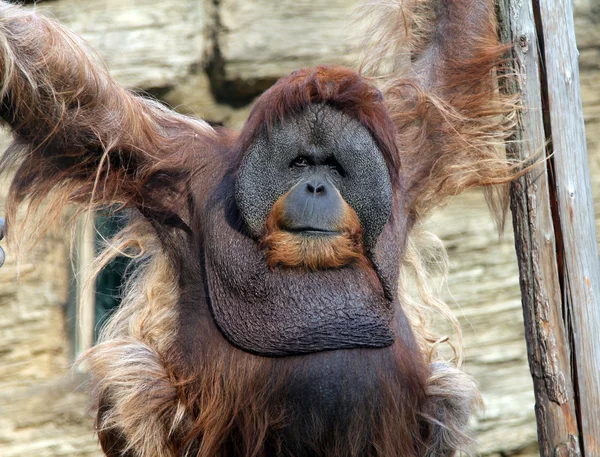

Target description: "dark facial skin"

left=201, top=105, right=404, bottom=356
left=236, top=104, right=393, bottom=251
left=281, top=178, right=344, bottom=235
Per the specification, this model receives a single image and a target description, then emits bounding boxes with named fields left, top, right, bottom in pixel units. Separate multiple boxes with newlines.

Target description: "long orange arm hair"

left=360, top=0, right=516, bottom=225
left=0, top=2, right=217, bottom=239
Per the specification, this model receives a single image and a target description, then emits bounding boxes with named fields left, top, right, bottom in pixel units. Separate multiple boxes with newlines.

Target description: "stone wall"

left=0, top=1, right=598, bottom=455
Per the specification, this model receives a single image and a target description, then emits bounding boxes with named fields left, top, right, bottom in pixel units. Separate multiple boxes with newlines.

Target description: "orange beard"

left=260, top=191, right=366, bottom=270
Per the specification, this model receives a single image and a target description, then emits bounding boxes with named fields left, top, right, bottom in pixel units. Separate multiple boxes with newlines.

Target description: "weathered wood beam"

left=75, top=216, right=96, bottom=358
left=499, top=0, right=600, bottom=455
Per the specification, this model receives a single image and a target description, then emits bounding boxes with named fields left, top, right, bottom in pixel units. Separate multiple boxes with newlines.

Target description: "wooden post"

left=499, top=0, right=600, bottom=455
left=76, top=214, right=96, bottom=357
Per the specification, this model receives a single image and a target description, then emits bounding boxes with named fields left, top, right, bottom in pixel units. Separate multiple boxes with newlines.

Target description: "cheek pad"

left=236, top=138, right=289, bottom=238
left=339, top=167, right=392, bottom=250
left=336, top=137, right=393, bottom=251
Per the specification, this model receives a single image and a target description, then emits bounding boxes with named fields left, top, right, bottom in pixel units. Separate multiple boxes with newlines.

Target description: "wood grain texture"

left=498, top=0, right=581, bottom=455
left=502, top=0, right=600, bottom=454
left=537, top=0, right=600, bottom=453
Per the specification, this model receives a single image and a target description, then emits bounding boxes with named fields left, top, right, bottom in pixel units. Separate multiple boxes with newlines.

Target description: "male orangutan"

left=0, top=0, right=516, bottom=456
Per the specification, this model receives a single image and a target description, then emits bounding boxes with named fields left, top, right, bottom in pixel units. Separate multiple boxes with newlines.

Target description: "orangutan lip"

left=285, top=228, right=340, bottom=236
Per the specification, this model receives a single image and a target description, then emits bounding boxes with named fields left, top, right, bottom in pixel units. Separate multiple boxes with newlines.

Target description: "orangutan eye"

left=292, top=156, right=309, bottom=168
left=324, top=157, right=346, bottom=178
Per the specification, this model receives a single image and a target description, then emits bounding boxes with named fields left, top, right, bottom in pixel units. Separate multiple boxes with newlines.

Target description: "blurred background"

left=0, top=0, right=599, bottom=456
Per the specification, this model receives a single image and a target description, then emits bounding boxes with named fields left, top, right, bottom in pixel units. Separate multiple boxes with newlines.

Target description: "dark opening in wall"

left=67, top=211, right=129, bottom=359
left=93, top=212, right=129, bottom=343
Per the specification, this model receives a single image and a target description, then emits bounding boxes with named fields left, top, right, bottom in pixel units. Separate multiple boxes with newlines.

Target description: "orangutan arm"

left=362, top=0, right=515, bottom=222
left=0, top=2, right=216, bottom=232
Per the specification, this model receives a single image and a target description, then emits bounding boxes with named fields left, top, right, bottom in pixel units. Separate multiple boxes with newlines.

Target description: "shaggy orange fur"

left=359, top=0, right=518, bottom=227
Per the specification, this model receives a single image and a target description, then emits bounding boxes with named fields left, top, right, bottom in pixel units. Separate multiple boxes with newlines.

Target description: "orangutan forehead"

left=302, top=104, right=352, bottom=130
left=273, top=104, right=370, bottom=152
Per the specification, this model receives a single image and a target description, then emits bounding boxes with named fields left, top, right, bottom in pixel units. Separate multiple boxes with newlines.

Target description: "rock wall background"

left=0, top=0, right=598, bottom=455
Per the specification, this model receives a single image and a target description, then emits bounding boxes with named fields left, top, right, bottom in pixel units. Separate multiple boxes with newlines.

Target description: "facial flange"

left=235, top=104, right=393, bottom=255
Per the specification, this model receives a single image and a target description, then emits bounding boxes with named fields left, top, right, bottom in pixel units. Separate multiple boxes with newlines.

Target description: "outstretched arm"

left=0, top=2, right=216, bottom=235
left=362, top=0, right=515, bottom=223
